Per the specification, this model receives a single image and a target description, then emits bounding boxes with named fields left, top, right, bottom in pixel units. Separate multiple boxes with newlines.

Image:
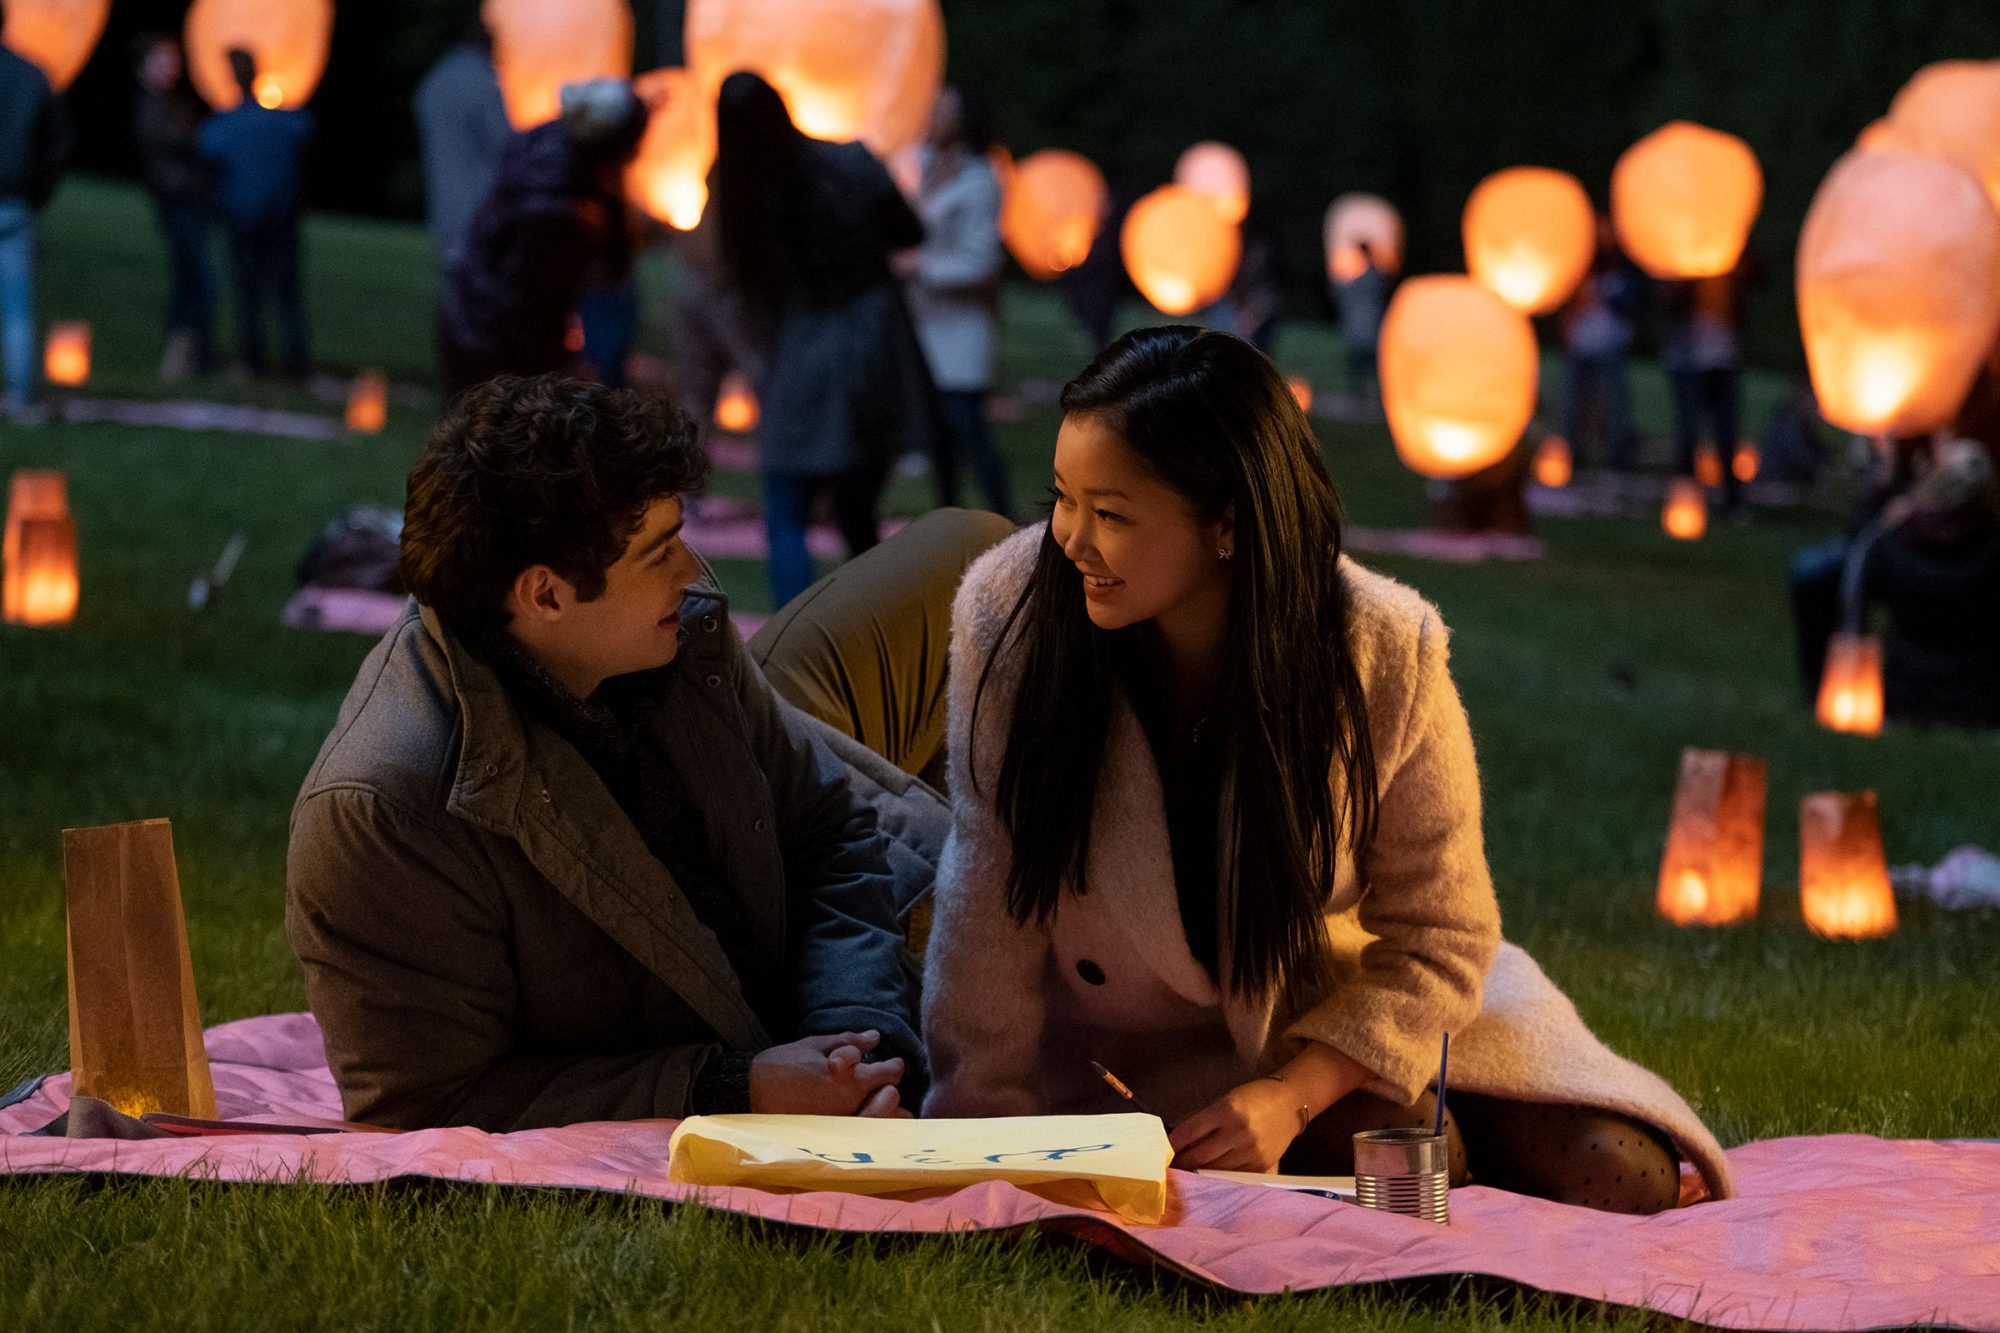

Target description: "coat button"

left=705, top=673, right=722, bottom=688
left=1076, top=959, right=1106, bottom=986
left=753, top=817, right=768, bottom=832
left=540, top=789, right=553, bottom=804
left=703, top=615, right=719, bottom=633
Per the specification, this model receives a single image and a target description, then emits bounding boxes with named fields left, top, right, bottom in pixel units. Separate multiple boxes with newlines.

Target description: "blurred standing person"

left=1222, top=204, right=1281, bottom=355
left=1334, top=240, right=1389, bottom=413
left=707, top=71, right=938, bottom=606
left=134, top=34, right=214, bottom=382
left=436, top=80, right=644, bottom=396
left=1559, top=216, right=1641, bottom=472
left=1661, top=267, right=1747, bottom=512
left=199, top=49, right=313, bottom=380
left=0, top=9, right=70, bottom=416
left=906, top=85, right=1011, bottom=517
left=414, top=15, right=512, bottom=274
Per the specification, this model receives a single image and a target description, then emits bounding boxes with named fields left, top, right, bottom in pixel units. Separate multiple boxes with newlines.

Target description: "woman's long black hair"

left=707, top=70, right=806, bottom=315
left=973, top=326, right=1379, bottom=1003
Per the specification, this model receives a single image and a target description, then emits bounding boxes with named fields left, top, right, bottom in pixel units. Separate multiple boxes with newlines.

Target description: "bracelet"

left=1257, top=1073, right=1313, bottom=1133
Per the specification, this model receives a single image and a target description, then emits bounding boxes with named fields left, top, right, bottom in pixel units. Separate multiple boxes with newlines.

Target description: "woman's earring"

left=1218, top=548, right=1233, bottom=561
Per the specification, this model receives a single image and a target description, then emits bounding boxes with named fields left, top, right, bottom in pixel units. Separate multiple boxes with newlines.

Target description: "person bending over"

left=288, top=375, right=971, bottom=1130
left=923, top=328, right=1736, bottom=1213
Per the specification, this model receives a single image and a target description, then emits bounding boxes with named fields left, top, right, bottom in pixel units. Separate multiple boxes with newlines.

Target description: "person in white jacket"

left=906, top=87, right=1014, bottom=518
left=921, top=327, right=1734, bottom=1213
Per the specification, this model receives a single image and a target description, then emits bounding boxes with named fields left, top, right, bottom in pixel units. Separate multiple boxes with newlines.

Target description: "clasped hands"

left=749, top=1029, right=911, bottom=1118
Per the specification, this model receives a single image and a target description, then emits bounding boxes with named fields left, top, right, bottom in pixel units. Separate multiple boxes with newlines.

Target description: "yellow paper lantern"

left=685, top=0, right=942, bottom=159
left=1173, top=141, right=1249, bottom=226
left=1120, top=184, right=1241, bottom=317
left=43, top=321, right=87, bottom=387
left=1662, top=477, right=1707, bottom=540
left=1377, top=275, right=1536, bottom=479
left=5, top=514, right=77, bottom=627
left=1656, top=748, right=1767, bottom=927
left=482, top=0, right=632, bottom=131
left=1324, top=193, right=1403, bottom=284
left=3, top=468, right=65, bottom=624
left=185, top=0, right=333, bottom=111
left=2, top=0, right=109, bottom=90
left=714, top=373, right=759, bottom=434
left=1799, top=791, right=1898, bottom=940
left=1532, top=436, right=1573, bottom=488
left=1611, top=121, right=1763, bottom=280
left=1286, top=376, right=1312, bottom=413
left=628, top=67, right=715, bottom=230
left=345, top=370, right=386, bottom=434
left=1462, top=167, right=1595, bottom=315
left=1884, top=60, right=2000, bottom=212
left=999, top=149, right=1107, bottom=281
left=1732, top=441, right=1759, bottom=483
left=1815, top=631, right=1884, bottom=737
left=1796, top=149, right=2000, bottom=439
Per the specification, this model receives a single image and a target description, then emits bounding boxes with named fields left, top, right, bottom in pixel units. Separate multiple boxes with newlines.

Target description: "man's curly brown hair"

left=401, top=375, right=709, bottom=632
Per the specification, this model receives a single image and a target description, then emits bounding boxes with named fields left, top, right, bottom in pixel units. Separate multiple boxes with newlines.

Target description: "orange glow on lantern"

left=3, top=469, right=67, bottom=624
left=1815, top=631, right=1884, bottom=736
left=1799, top=791, right=1898, bottom=939
left=1324, top=193, right=1403, bottom=284
left=5, top=514, right=77, bottom=626
left=2, top=0, right=110, bottom=90
left=1532, top=436, right=1573, bottom=488
left=714, top=374, right=759, bottom=433
left=1611, top=122, right=1763, bottom=280
left=999, top=149, right=1107, bottom=280
left=185, top=0, right=333, bottom=111
left=345, top=371, right=387, bottom=434
left=1174, top=141, right=1249, bottom=226
left=1695, top=446, right=1724, bottom=488
left=628, top=67, right=715, bottom=229
left=1732, top=441, right=1759, bottom=482
left=1378, top=275, right=1537, bottom=479
left=1121, top=184, right=1241, bottom=316
left=685, top=0, right=943, bottom=159
left=1884, top=60, right=2000, bottom=212
left=1286, top=377, right=1312, bottom=413
left=1656, top=748, right=1767, bottom=926
left=1796, top=149, right=2000, bottom=438
left=1462, top=167, right=1595, bottom=315
left=1662, top=478, right=1706, bottom=539
left=482, top=0, right=632, bottom=130
left=43, top=322, right=88, bottom=386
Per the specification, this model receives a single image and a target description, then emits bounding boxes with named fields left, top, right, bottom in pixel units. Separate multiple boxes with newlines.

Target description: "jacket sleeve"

left=921, top=556, right=1052, bottom=1117
left=286, top=785, right=729, bottom=1130
left=723, top=629, right=922, bottom=1079
left=916, top=170, right=1002, bottom=295
left=1283, top=608, right=1501, bottom=1104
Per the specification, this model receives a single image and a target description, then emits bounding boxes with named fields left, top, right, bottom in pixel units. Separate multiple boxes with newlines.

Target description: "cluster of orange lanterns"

left=1656, top=748, right=1898, bottom=940
left=3, top=469, right=77, bottom=628
left=4, top=0, right=331, bottom=109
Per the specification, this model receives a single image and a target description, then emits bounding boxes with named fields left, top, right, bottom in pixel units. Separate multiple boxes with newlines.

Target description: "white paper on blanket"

left=667, top=1112, right=1173, bottom=1223
left=1196, top=1169, right=1357, bottom=1201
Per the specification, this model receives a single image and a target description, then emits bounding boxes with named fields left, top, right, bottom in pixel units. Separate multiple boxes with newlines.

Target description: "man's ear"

left=508, top=565, right=568, bottom=623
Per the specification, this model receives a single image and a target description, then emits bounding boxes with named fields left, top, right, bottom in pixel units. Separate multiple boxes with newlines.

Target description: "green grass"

left=3, top=177, right=1997, bottom=1329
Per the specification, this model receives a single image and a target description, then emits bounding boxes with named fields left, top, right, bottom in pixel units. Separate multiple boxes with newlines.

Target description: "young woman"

left=922, top=327, right=1733, bottom=1212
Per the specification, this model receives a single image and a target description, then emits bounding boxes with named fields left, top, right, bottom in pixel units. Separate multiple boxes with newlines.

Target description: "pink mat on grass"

left=4, top=1013, right=1996, bottom=1331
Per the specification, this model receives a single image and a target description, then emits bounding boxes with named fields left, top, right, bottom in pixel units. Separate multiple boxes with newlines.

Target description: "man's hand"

left=1167, top=1078, right=1307, bottom=1173
left=748, top=1030, right=910, bottom=1117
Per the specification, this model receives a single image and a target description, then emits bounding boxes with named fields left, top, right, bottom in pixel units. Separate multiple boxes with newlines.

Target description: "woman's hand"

left=1167, top=1078, right=1308, bottom=1173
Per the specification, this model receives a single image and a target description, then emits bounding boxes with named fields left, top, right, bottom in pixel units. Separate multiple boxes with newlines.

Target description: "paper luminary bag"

left=63, top=819, right=218, bottom=1119
left=668, top=1113, right=1174, bottom=1222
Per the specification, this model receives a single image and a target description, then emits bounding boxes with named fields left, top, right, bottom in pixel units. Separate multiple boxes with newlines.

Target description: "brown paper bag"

left=63, top=819, right=217, bottom=1118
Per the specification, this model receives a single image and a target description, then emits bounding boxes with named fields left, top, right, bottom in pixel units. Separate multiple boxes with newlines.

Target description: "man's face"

left=550, top=495, right=703, bottom=686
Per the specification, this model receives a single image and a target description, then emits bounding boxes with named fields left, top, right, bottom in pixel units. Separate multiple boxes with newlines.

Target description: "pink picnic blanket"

left=4, top=1014, right=1995, bottom=1331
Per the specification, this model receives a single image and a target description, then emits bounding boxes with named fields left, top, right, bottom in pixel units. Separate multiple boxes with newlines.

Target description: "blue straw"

left=1432, top=1032, right=1450, bottom=1138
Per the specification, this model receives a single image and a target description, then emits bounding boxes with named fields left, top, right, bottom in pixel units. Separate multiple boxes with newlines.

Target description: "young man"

left=286, top=376, right=984, bottom=1131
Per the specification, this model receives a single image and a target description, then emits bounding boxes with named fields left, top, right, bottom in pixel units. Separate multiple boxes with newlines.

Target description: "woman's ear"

left=1216, top=502, right=1237, bottom=560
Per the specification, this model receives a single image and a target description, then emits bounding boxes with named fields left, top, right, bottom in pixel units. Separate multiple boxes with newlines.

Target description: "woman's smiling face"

left=1049, top=411, right=1232, bottom=634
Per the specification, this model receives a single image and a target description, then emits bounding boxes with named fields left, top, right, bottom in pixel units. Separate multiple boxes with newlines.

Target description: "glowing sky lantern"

left=483, top=0, right=633, bottom=130
left=1661, top=477, right=1707, bottom=539
left=1120, top=184, right=1241, bottom=317
left=628, top=67, right=715, bottom=230
left=1324, top=193, right=1403, bottom=284
left=1797, top=149, right=2000, bottom=438
left=42, top=322, right=87, bottom=387
left=685, top=0, right=943, bottom=159
left=1799, top=791, right=1898, bottom=940
left=1611, top=122, right=1762, bottom=279
left=1462, top=167, right=1595, bottom=315
left=1377, top=275, right=1537, bottom=479
left=1173, top=141, right=1249, bottom=225
left=2, top=0, right=109, bottom=90
left=1532, top=436, right=1573, bottom=488
left=185, top=0, right=333, bottom=111
left=999, top=149, right=1107, bottom=280
left=345, top=370, right=387, bottom=434
left=714, top=373, right=759, bottom=433
left=1884, top=60, right=2000, bottom=213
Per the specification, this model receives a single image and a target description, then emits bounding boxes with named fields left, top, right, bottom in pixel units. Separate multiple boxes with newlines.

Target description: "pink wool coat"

left=922, top=528, right=1734, bottom=1200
